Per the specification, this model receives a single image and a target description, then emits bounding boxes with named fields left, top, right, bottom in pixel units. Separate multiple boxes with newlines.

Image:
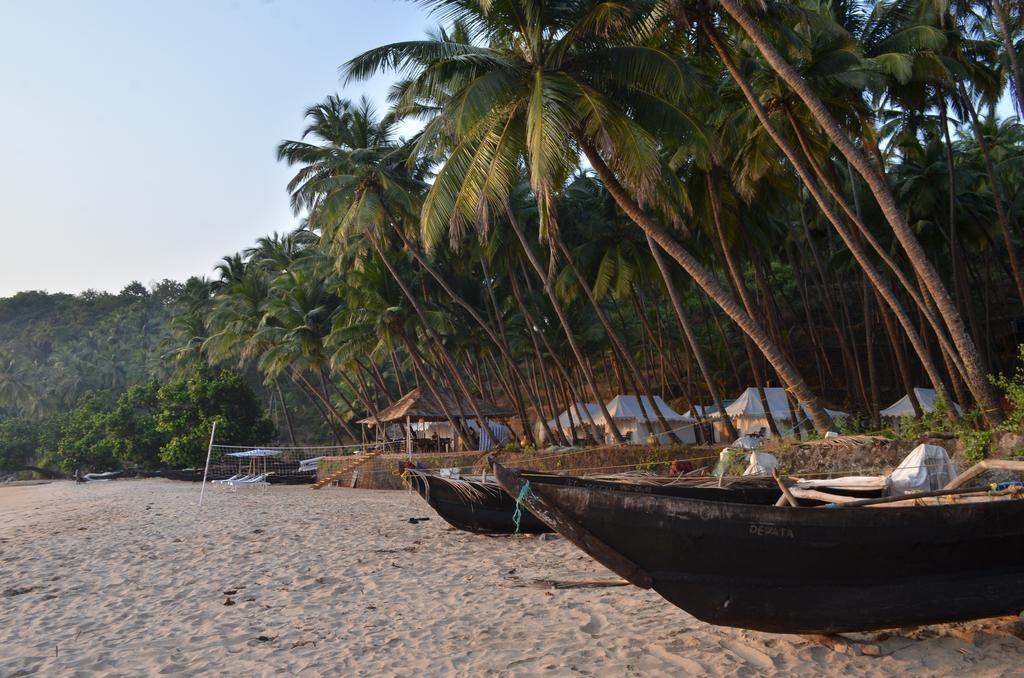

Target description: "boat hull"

left=493, top=463, right=1024, bottom=633
left=405, top=472, right=552, bottom=535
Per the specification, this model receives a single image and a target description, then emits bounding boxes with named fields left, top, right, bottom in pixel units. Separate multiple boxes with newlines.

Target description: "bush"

left=155, top=369, right=273, bottom=467
left=0, top=418, right=42, bottom=471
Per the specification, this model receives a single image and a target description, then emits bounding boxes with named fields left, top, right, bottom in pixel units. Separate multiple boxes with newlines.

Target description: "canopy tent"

left=594, top=395, right=696, bottom=445
left=880, top=387, right=962, bottom=418
left=540, top=403, right=603, bottom=443
left=547, top=403, right=601, bottom=430
left=225, top=449, right=281, bottom=477
left=684, top=401, right=734, bottom=419
left=712, top=387, right=848, bottom=440
left=226, top=449, right=282, bottom=458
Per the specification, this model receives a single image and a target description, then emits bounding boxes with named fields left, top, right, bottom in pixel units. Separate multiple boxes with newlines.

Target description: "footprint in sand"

left=647, top=644, right=706, bottom=673
left=580, top=612, right=607, bottom=635
left=722, top=639, right=776, bottom=671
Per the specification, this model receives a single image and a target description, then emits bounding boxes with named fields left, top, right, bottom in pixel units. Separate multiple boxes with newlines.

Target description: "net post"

left=198, top=420, right=218, bottom=507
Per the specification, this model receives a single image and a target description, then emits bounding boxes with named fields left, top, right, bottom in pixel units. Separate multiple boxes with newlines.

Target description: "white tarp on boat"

left=887, top=443, right=958, bottom=497
left=880, top=387, right=962, bottom=418
left=743, top=451, right=778, bottom=476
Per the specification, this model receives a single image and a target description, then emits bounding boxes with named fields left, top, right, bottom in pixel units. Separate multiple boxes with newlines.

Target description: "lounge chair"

left=297, top=457, right=322, bottom=473
left=213, top=473, right=247, bottom=484
left=222, top=473, right=269, bottom=492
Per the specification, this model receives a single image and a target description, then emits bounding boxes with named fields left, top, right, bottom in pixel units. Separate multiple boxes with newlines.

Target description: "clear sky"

left=0, top=0, right=432, bottom=297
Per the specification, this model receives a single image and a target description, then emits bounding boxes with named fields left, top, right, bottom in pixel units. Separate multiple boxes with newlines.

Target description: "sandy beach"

left=1, top=480, right=1023, bottom=676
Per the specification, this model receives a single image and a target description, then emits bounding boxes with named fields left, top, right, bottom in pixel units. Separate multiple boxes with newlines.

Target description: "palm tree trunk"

left=576, top=137, right=832, bottom=434
left=389, top=348, right=406, bottom=395
left=777, top=101, right=964, bottom=402
left=957, top=81, right=1024, bottom=305
left=647, top=234, right=738, bottom=439
left=705, top=170, right=783, bottom=437
left=292, top=373, right=346, bottom=444
left=342, top=363, right=386, bottom=432
left=863, top=278, right=881, bottom=429
left=699, top=293, right=743, bottom=390
left=937, top=92, right=964, bottom=316
left=715, top=0, right=1003, bottom=425
left=786, top=236, right=831, bottom=389
left=478, top=255, right=541, bottom=446
left=295, top=369, right=356, bottom=439
left=503, top=203, right=627, bottom=443
left=402, top=337, right=471, bottom=448
left=993, top=0, right=1024, bottom=116
left=705, top=23, right=954, bottom=417
left=386, top=221, right=544, bottom=442
left=274, top=378, right=297, bottom=446
left=356, top=358, right=389, bottom=403
left=875, top=291, right=923, bottom=417
left=509, top=269, right=601, bottom=443
left=551, top=233, right=682, bottom=443
left=369, top=235, right=491, bottom=436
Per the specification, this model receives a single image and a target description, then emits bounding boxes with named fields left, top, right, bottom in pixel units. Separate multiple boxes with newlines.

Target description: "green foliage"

left=104, top=381, right=167, bottom=468
left=0, top=284, right=183, bottom=419
left=889, top=346, right=1024, bottom=463
left=55, top=391, right=119, bottom=472
left=155, top=369, right=273, bottom=468
left=899, top=390, right=956, bottom=439
left=960, top=429, right=991, bottom=463
left=991, top=344, right=1024, bottom=433
left=0, top=418, right=43, bottom=471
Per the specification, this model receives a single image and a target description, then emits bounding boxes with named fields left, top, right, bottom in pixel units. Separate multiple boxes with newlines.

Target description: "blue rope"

left=512, top=480, right=532, bottom=534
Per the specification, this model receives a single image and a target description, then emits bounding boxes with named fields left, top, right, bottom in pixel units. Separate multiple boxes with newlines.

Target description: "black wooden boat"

left=404, top=470, right=552, bottom=534
left=491, top=461, right=1024, bottom=633
left=405, top=469, right=784, bottom=536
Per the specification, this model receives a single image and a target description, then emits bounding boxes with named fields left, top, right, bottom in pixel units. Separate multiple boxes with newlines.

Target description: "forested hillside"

left=0, top=283, right=299, bottom=474
left=0, top=282, right=181, bottom=418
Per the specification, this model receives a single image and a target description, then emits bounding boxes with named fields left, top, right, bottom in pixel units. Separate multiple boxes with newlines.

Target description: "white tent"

left=716, top=387, right=848, bottom=439
left=880, top=387, right=962, bottom=418
left=596, top=395, right=696, bottom=445
left=543, top=403, right=603, bottom=443
left=685, top=404, right=718, bottom=418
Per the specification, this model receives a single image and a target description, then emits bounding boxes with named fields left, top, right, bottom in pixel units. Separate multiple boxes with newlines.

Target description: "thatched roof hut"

left=358, top=387, right=513, bottom=425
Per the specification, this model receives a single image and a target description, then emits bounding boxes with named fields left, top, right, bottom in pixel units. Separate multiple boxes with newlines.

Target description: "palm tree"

left=277, top=95, right=498, bottom=440
left=345, top=0, right=834, bottom=433
left=713, top=0, right=1004, bottom=424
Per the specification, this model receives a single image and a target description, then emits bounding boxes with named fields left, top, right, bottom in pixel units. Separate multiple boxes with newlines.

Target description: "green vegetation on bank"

left=0, top=369, right=272, bottom=473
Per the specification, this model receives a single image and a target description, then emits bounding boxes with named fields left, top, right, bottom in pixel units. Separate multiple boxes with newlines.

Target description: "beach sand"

left=1, top=480, right=1023, bottom=676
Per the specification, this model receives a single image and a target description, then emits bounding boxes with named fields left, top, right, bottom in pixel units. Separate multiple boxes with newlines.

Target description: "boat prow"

left=404, top=469, right=552, bottom=535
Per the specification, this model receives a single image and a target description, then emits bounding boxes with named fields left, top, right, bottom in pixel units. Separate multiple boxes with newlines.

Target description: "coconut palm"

left=712, top=0, right=1003, bottom=424
left=345, top=0, right=834, bottom=433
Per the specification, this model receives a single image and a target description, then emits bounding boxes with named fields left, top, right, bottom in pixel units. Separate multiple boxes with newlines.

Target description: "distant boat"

left=403, top=470, right=552, bottom=534
left=405, top=468, right=782, bottom=536
left=491, top=460, right=1024, bottom=633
